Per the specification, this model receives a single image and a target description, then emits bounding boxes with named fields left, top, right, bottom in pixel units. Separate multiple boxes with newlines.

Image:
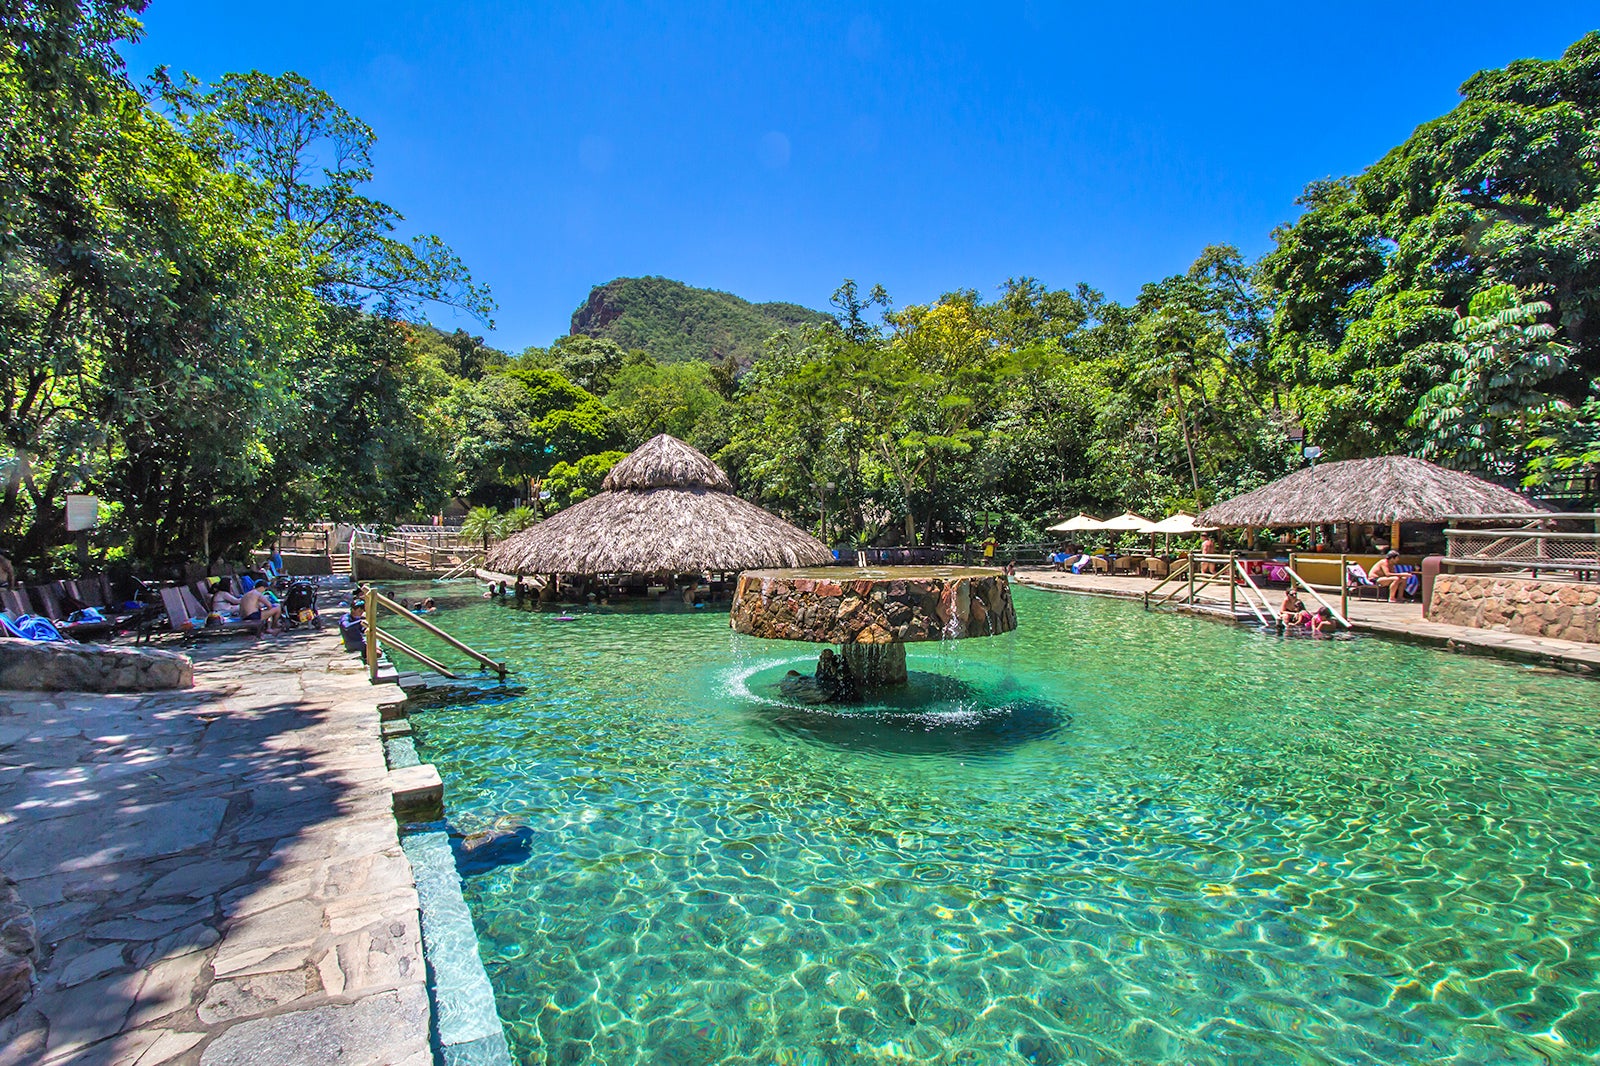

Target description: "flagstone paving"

left=0, top=629, right=430, bottom=1066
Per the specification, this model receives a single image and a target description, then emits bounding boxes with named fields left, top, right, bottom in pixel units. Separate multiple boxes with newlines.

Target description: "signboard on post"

left=65, top=494, right=99, bottom=532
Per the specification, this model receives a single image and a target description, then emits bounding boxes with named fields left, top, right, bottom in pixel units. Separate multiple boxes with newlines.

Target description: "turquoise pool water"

left=393, top=582, right=1600, bottom=1065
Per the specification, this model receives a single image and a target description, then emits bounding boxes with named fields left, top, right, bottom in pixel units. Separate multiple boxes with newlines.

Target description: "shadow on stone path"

left=0, top=629, right=428, bottom=1066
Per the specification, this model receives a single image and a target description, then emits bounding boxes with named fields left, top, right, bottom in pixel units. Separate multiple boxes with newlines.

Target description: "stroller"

left=283, top=579, right=321, bottom=629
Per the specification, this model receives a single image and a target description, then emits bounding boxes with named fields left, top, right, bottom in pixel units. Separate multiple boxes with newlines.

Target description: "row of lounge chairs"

left=0, top=575, right=149, bottom=641
left=1, top=570, right=308, bottom=646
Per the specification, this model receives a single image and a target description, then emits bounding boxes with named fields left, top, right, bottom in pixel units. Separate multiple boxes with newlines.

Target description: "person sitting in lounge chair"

left=208, top=585, right=243, bottom=612
left=235, top=586, right=282, bottom=632
left=1367, top=550, right=1410, bottom=602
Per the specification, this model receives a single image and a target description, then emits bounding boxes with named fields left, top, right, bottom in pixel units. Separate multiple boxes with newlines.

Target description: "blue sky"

left=125, top=3, right=1597, bottom=353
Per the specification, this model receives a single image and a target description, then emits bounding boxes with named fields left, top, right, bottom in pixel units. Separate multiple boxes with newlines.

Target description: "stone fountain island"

left=729, top=565, right=1017, bottom=701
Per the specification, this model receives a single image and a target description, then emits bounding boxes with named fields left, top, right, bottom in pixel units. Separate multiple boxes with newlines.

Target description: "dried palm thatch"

left=1198, top=455, right=1539, bottom=528
left=485, top=434, right=832, bottom=575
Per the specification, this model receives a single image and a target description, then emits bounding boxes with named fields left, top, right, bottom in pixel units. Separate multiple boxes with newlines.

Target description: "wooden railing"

left=349, top=528, right=483, bottom=575
left=362, top=584, right=507, bottom=682
left=1143, top=552, right=1349, bottom=629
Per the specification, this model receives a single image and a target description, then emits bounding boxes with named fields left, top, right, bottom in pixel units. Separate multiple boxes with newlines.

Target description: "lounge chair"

left=0, top=611, right=64, bottom=641
left=159, top=587, right=263, bottom=640
left=24, top=582, right=116, bottom=640
left=0, top=589, right=30, bottom=617
left=1345, top=563, right=1383, bottom=600
left=1090, top=556, right=1111, bottom=575
left=1142, top=557, right=1170, bottom=579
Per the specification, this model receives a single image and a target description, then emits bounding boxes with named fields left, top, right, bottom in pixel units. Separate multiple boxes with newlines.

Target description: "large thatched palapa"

left=1198, top=455, right=1539, bottom=528
left=484, top=434, right=832, bottom=575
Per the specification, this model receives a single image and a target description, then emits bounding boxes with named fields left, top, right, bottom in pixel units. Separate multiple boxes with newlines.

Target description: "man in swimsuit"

left=237, top=586, right=282, bottom=632
left=1368, top=550, right=1410, bottom=602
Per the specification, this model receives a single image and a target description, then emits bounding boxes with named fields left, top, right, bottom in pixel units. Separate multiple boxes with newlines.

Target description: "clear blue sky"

left=124, top=3, right=1597, bottom=353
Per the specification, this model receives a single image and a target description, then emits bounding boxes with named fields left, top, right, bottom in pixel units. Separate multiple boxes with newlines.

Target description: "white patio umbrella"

left=1046, top=513, right=1104, bottom=533
left=1148, top=512, right=1216, bottom=534
left=1098, top=511, right=1158, bottom=532
left=1148, top=511, right=1216, bottom=553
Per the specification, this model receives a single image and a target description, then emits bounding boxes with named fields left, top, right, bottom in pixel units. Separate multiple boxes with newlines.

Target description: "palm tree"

left=501, top=506, right=536, bottom=535
left=460, top=506, right=501, bottom=552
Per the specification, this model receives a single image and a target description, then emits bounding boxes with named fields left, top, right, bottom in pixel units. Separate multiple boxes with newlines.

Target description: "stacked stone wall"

left=730, top=569, right=1017, bottom=644
left=1429, top=574, right=1600, bottom=644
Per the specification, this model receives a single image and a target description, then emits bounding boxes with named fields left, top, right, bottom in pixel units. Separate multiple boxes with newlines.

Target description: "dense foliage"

left=2, top=6, right=1596, bottom=571
left=569, top=276, right=831, bottom=367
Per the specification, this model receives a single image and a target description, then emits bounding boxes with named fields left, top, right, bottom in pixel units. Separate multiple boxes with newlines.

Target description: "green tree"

left=543, top=451, right=626, bottom=511
left=1413, top=286, right=1572, bottom=478
left=604, top=361, right=724, bottom=447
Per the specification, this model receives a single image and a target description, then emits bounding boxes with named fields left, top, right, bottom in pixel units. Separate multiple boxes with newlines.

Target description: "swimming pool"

left=394, top=582, right=1600, bottom=1064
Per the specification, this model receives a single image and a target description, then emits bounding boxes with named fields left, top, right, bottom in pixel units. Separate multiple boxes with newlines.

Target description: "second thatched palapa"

left=1198, top=455, right=1538, bottom=528
left=484, top=434, right=832, bottom=576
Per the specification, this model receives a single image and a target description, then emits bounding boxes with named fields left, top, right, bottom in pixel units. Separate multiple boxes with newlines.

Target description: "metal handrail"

left=1232, top=563, right=1277, bottom=627
left=436, top=553, right=485, bottom=581
left=363, top=584, right=507, bottom=681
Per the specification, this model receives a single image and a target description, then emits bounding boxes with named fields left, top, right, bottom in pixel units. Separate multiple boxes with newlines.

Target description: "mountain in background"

left=569, top=276, right=831, bottom=365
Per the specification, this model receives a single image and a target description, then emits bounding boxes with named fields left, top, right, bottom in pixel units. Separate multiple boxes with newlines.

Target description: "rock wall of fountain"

left=729, top=569, right=1017, bottom=644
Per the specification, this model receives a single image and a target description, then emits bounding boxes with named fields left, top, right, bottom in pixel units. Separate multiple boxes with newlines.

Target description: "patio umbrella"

left=1098, top=511, right=1158, bottom=532
left=1096, top=511, right=1159, bottom=561
left=1046, top=513, right=1104, bottom=533
left=1148, top=511, right=1216, bottom=553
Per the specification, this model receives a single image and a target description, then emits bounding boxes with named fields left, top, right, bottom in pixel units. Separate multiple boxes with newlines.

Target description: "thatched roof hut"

left=484, top=434, right=833, bottom=575
left=1198, top=456, right=1539, bottom=528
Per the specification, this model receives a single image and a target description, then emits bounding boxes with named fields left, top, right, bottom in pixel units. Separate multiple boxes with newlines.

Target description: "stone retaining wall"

left=1428, top=574, right=1600, bottom=644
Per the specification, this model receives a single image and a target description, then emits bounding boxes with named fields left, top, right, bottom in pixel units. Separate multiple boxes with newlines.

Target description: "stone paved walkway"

left=0, top=629, right=429, bottom=1066
left=1016, top=568, right=1600, bottom=672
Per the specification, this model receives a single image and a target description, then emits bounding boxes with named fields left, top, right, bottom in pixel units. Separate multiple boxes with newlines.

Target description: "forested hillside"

left=569, top=276, right=830, bottom=365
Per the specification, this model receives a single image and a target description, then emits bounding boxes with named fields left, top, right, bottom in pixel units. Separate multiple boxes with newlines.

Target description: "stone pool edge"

left=383, top=692, right=513, bottom=1066
left=1017, top=573, right=1600, bottom=676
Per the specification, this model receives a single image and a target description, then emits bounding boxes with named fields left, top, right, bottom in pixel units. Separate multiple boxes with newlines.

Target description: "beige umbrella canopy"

left=1148, top=512, right=1215, bottom=534
left=1198, top=456, right=1539, bottom=528
left=1046, top=513, right=1104, bottom=532
left=1098, top=511, right=1159, bottom=532
left=484, top=434, right=833, bottom=575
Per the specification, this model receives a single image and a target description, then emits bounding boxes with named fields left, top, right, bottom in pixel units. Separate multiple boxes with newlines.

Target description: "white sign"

left=1303, top=445, right=1323, bottom=460
left=65, top=494, right=99, bottom=532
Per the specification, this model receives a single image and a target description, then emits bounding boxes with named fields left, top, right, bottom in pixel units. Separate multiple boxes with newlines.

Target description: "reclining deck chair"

left=159, top=587, right=263, bottom=640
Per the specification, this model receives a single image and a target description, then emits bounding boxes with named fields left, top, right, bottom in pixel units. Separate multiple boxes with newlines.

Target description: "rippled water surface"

left=394, top=582, right=1600, bottom=1065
